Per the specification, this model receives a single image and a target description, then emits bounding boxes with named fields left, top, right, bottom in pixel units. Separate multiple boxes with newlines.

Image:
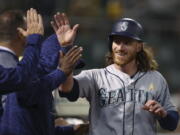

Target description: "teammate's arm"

left=50, top=12, right=80, bottom=92
left=58, top=46, right=82, bottom=96
left=17, top=46, right=82, bottom=106
left=51, top=12, right=87, bottom=101
left=0, top=8, right=44, bottom=94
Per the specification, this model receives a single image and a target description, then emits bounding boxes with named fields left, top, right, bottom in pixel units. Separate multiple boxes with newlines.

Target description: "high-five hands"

left=143, top=100, right=167, bottom=118
left=18, top=8, right=44, bottom=37
left=51, top=12, right=79, bottom=46
left=58, top=46, right=83, bottom=76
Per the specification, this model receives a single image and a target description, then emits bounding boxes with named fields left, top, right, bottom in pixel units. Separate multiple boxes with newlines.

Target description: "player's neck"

left=114, top=60, right=138, bottom=76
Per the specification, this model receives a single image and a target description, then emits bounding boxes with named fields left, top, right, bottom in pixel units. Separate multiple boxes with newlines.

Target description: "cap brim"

left=110, top=32, right=142, bottom=42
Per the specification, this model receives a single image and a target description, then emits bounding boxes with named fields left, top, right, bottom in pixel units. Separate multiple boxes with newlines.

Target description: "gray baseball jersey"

left=74, top=64, right=176, bottom=135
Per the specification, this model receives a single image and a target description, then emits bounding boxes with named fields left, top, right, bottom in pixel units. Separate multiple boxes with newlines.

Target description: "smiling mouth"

left=115, top=52, right=127, bottom=57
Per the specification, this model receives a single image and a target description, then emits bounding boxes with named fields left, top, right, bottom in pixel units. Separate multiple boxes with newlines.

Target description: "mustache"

left=113, top=49, right=126, bottom=53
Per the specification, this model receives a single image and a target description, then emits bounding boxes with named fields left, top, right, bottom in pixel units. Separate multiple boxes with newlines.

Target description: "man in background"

left=0, top=8, right=86, bottom=135
left=0, top=9, right=43, bottom=117
left=0, top=10, right=26, bottom=117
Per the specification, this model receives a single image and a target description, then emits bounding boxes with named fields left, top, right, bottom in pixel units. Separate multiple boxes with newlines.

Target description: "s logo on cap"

left=119, top=22, right=128, bottom=31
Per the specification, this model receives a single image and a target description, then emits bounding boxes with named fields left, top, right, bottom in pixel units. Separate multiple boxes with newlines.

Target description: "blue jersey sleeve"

left=38, top=34, right=60, bottom=75
left=0, top=34, right=43, bottom=95
left=38, top=34, right=85, bottom=76
left=17, top=69, right=67, bottom=106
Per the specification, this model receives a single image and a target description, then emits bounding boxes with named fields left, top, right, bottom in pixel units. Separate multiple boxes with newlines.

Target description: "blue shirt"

left=0, top=34, right=74, bottom=135
left=0, top=47, right=19, bottom=121
left=0, top=34, right=42, bottom=95
left=0, top=34, right=42, bottom=119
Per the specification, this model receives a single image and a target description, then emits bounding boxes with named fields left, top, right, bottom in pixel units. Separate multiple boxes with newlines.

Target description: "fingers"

left=38, top=14, right=44, bottom=35
left=27, top=8, right=39, bottom=25
left=54, top=12, right=61, bottom=27
left=69, top=47, right=83, bottom=64
left=59, top=46, right=83, bottom=76
left=51, top=21, right=58, bottom=32
left=154, top=107, right=163, bottom=114
left=62, top=13, right=69, bottom=25
left=60, top=46, right=83, bottom=62
left=143, top=100, right=157, bottom=110
left=32, top=8, right=38, bottom=23
left=73, top=24, right=79, bottom=33
left=52, top=12, right=77, bottom=46
left=59, top=51, right=64, bottom=58
left=63, top=46, right=83, bottom=66
left=143, top=100, right=167, bottom=117
left=66, top=46, right=83, bottom=63
left=66, top=46, right=82, bottom=58
left=59, top=13, right=66, bottom=26
left=26, top=8, right=44, bottom=35
left=29, top=8, right=33, bottom=23
left=28, top=8, right=37, bottom=27
left=65, top=46, right=79, bottom=55
left=51, top=12, right=69, bottom=32
left=53, top=12, right=70, bottom=28
left=142, top=105, right=149, bottom=110
left=27, top=10, right=30, bottom=29
left=149, top=104, right=161, bottom=112
left=17, top=27, right=27, bottom=37
left=38, top=14, right=43, bottom=27
left=154, top=107, right=167, bottom=117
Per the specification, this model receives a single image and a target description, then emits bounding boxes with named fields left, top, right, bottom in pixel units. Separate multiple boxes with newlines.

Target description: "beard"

left=113, top=51, right=137, bottom=66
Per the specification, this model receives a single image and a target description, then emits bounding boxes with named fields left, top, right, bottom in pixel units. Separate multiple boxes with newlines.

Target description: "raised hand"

left=17, top=8, right=44, bottom=37
left=58, top=46, right=83, bottom=76
left=143, top=100, right=167, bottom=118
left=51, top=12, right=79, bottom=46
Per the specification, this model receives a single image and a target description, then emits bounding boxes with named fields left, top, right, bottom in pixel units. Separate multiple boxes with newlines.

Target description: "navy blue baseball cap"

left=109, top=18, right=144, bottom=51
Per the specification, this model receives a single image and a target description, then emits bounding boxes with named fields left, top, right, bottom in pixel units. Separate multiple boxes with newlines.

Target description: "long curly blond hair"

left=105, top=44, right=158, bottom=72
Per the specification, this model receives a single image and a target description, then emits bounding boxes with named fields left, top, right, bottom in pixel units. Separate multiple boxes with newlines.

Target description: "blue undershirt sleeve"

left=59, top=79, right=79, bottom=101
left=17, top=69, right=67, bottom=106
left=55, top=125, right=74, bottom=135
left=158, top=110, right=179, bottom=131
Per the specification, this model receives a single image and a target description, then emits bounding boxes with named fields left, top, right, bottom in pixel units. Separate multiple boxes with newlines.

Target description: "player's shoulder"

left=146, top=70, right=163, bottom=77
left=77, top=67, right=105, bottom=77
left=79, top=68, right=104, bottom=74
left=146, top=70, right=167, bottom=83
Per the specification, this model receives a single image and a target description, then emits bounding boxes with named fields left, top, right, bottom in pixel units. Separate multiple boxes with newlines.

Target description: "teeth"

left=116, top=53, right=126, bottom=56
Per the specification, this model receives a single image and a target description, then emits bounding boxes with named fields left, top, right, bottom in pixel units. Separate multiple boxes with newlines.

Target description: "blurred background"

left=0, top=0, right=179, bottom=134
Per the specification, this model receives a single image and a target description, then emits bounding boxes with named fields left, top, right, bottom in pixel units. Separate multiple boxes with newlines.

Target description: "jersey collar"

left=106, top=64, right=145, bottom=83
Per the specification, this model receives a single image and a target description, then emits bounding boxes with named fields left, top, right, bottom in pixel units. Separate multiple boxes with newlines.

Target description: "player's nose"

left=116, top=43, right=126, bottom=50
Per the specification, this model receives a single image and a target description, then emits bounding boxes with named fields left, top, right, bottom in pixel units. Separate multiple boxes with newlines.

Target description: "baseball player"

left=55, top=15, right=179, bottom=135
